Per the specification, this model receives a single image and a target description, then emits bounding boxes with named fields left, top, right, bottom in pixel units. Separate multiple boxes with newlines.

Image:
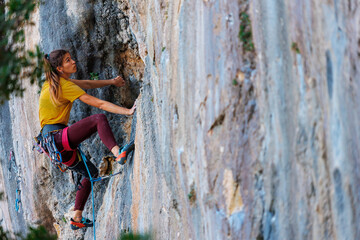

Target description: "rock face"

left=0, top=0, right=359, bottom=240
left=251, top=1, right=360, bottom=239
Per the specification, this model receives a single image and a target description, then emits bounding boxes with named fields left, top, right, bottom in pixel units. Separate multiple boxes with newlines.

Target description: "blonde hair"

left=43, top=49, right=68, bottom=105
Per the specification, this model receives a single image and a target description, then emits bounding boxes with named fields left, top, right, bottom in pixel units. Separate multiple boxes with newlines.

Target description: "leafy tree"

left=0, top=0, right=43, bottom=104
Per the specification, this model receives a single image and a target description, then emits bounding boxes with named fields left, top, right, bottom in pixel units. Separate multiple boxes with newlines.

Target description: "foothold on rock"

left=236, top=70, right=245, bottom=83
left=223, top=169, right=243, bottom=216
left=99, top=156, right=115, bottom=176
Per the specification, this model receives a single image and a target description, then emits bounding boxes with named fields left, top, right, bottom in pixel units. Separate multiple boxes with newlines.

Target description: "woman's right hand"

left=112, top=76, right=125, bottom=87
left=128, top=100, right=137, bottom=115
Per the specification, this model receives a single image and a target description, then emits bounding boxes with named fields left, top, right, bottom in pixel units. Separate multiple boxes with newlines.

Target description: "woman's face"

left=58, top=52, right=77, bottom=75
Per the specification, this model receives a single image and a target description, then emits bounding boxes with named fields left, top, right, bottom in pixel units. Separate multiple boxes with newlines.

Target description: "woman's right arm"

left=78, top=94, right=136, bottom=115
left=71, top=76, right=125, bottom=89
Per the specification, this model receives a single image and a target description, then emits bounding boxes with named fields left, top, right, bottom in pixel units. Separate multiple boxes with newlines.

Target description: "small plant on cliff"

left=232, top=79, right=239, bottom=86
left=291, top=42, right=300, bottom=54
left=90, top=72, right=99, bottom=80
left=188, top=185, right=196, bottom=204
left=0, top=0, right=43, bottom=104
left=239, top=11, right=254, bottom=52
left=118, top=232, right=152, bottom=240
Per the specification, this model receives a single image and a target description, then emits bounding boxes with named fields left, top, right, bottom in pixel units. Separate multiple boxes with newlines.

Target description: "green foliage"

left=188, top=186, right=196, bottom=204
left=232, top=79, right=238, bottom=86
left=291, top=42, right=300, bottom=54
left=0, top=0, right=43, bottom=104
left=0, top=224, right=12, bottom=240
left=23, top=226, right=57, bottom=240
left=31, top=226, right=56, bottom=239
left=161, top=47, right=166, bottom=52
left=118, top=232, right=151, bottom=240
left=239, top=12, right=254, bottom=52
left=90, top=72, right=99, bottom=80
left=0, top=225, right=57, bottom=240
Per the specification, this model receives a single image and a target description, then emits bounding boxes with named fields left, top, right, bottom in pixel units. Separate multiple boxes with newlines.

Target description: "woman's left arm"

left=70, top=76, right=125, bottom=89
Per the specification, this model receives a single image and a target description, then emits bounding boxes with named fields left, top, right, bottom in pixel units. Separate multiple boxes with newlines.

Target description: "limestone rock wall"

left=0, top=0, right=359, bottom=240
left=127, top=0, right=254, bottom=239
left=251, top=1, right=360, bottom=239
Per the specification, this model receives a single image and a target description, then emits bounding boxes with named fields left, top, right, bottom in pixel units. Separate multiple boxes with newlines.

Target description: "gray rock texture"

left=0, top=0, right=359, bottom=240
left=251, top=0, right=360, bottom=239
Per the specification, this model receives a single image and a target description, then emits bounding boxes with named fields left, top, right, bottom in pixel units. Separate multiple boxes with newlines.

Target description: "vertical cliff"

left=0, top=0, right=359, bottom=239
left=251, top=1, right=360, bottom=239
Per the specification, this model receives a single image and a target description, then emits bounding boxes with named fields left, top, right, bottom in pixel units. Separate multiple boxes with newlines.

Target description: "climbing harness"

left=8, top=150, right=19, bottom=180
left=15, top=175, right=22, bottom=212
left=15, top=188, right=21, bottom=212
left=33, top=130, right=68, bottom=172
left=15, top=177, right=22, bottom=213
left=7, top=149, right=22, bottom=212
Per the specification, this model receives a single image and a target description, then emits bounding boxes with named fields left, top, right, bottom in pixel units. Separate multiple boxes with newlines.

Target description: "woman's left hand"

left=112, top=76, right=125, bottom=87
left=127, top=100, right=137, bottom=115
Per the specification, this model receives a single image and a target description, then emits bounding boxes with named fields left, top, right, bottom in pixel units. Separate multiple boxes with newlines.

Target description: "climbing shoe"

left=116, top=140, right=135, bottom=165
left=70, top=217, right=93, bottom=230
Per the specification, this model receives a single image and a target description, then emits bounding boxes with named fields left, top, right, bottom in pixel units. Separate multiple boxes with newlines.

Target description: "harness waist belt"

left=42, top=124, right=78, bottom=167
left=42, top=124, right=67, bottom=136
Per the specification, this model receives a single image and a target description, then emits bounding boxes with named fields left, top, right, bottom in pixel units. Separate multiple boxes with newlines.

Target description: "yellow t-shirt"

left=39, top=78, right=86, bottom=128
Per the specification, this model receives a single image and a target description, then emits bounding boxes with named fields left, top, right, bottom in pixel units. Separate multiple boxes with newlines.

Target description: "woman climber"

left=38, top=49, right=135, bottom=230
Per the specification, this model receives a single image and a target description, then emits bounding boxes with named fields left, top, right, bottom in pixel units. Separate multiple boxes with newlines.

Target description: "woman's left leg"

left=71, top=159, right=98, bottom=211
left=70, top=159, right=98, bottom=225
left=66, top=113, right=117, bottom=151
left=73, top=178, right=91, bottom=222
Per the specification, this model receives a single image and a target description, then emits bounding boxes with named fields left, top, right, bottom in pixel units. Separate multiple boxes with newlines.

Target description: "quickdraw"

left=33, top=131, right=68, bottom=172
left=8, top=150, right=19, bottom=180
left=15, top=176, right=22, bottom=212
left=8, top=150, right=22, bottom=212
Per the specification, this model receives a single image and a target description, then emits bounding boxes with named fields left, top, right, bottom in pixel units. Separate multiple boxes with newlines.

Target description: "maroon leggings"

left=53, top=114, right=117, bottom=211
